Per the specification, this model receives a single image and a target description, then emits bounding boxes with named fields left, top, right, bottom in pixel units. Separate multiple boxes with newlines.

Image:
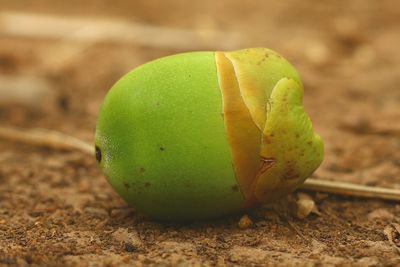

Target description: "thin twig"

left=0, top=126, right=93, bottom=155
left=300, top=178, right=400, bottom=201
left=1, top=125, right=399, bottom=202
left=0, top=11, right=241, bottom=50
left=0, top=76, right=54, bottom=107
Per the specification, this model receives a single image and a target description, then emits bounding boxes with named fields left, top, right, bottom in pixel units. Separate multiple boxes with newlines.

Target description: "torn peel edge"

left=242, top=157, right=277, bottom=209
left=223, top=51, right=266, bottom=131
left=215, top=51, right=263, bottom=204
left=223, top=48, right=292, bottom=131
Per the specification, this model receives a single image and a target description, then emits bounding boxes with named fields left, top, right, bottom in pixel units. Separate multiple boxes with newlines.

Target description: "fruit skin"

left=95, top=48, right=324, bottom=221
left=95, top=52, right=244, bottom=221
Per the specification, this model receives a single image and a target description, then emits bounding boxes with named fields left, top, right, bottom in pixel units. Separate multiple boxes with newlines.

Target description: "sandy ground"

left=0, top=0, right=400, bottom=266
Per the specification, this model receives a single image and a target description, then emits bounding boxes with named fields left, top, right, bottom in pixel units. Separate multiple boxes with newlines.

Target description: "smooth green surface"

left=95, top=52, right=244, bottom=221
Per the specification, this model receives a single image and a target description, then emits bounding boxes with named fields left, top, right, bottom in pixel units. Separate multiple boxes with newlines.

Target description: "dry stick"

left=0, top=11, right=241, bottom=50
left=1, top=126, right=400, bottom=201
left=301, top=179, right=400, bottom=201
left=0, top=76, right=54, bottom=108
left=0, top=126, right=93, bottom=155
left=0, top=11, right=243, bottom=81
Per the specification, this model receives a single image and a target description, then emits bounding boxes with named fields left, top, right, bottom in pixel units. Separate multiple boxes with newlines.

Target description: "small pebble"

left=124, top=242, right=137, bottom=253
left=367, top=209, right=394, bottom=221
left=238, top=214, right=253, bottom=229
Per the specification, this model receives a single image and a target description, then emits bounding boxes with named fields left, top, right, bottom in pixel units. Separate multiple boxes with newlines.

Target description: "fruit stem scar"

left=223, top=54, right=263, bottom=131
left=95, top=145, right=102, bottom=163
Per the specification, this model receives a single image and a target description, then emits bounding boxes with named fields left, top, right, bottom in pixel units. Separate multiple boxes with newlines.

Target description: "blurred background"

left=1, top=0, right=399, bottom=185
left=0, top=0, right=400, bottom=265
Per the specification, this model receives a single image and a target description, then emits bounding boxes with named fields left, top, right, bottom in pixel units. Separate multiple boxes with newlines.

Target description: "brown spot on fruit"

left=144, top=182, right=151, bottom=187
left=262, top=135, right=271, bottom=144
left=159, top=146, right=165, bottom=151
left=231, top=185, right=239, bottom=192
left=284, top=169, right=299, bottom=180
left=123, top=182, right=130, bottom=189
left=139, top=167, right=146, bottom=173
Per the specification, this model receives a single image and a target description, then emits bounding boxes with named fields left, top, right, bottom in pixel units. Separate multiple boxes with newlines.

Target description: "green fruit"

left=95, top=48, right=324, bottom=221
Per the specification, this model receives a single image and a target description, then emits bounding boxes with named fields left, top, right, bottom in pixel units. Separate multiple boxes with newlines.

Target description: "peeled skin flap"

left=252, top=78, right=324, bottom=203
left=215, top=52, right=261, bottom=198
left=223, top=48, right=302, bottom=130
left=216, top=48, right=323, bottom=206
